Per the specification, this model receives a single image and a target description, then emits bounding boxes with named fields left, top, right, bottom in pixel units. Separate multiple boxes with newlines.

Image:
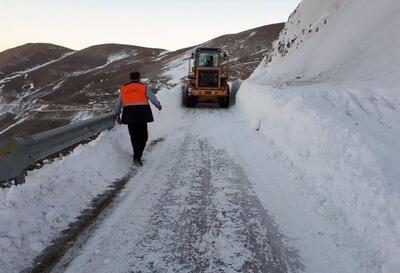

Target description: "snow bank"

left=239, top=0, right=400, bottom=272
left=236, top=81, right=400, bottom=272
left=0, top=128, right=131, bottom=272
left=0, top=87, right=179, bottom=273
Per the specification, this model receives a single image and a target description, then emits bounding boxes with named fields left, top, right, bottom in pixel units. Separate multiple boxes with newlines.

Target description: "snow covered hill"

left=0, top=23, right=283, bottom=138
left=257, top=0, right=400, bottom=90
left=0, top=44, right=165, bottom=138
left=0, top=43, right=73, bottom=77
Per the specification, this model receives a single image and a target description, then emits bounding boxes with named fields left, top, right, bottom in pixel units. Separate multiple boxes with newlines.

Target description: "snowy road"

left=52, top=108, right=300, bottom=273
left=2, top=0, right=400, bottom=270
left=6, top=86, right=395, bottom=273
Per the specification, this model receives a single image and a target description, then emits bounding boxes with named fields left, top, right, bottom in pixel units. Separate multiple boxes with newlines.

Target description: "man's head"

left=130, top=72, right=141, bottom=81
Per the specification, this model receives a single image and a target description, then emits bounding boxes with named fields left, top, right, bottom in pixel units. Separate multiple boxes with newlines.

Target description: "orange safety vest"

left=120, top=82, right=148, bottom=106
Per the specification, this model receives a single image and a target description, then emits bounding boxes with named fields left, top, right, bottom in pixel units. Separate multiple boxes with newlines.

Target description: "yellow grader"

left=182, top=48, right=231, bottom=108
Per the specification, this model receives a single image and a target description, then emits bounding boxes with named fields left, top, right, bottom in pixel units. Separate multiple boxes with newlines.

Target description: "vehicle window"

left=197, top=52, right=220, bottom=67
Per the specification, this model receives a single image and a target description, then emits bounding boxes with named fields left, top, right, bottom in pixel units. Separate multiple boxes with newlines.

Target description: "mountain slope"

left=255, top=0, right=400, bottom=90
left=200, top=23, right=284, bottom=79
left=0, top=43, right=74, bottom=77
left=0, top=23, right=284, bottom=138
left=161, top=23, right=284, bottom=85
left=0, top=43, right=166, bottom=137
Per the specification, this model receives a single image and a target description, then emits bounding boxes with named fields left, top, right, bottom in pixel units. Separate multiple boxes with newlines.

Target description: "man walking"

left=115, top=72, right=162, bottom=166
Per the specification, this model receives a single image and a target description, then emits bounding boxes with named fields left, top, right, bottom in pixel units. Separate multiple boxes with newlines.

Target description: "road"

left=47, top=107, right=302, bottom=273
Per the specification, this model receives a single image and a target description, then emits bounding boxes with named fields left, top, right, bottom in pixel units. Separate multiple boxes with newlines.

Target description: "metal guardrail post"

left=0, top=112, right=116, bottom=185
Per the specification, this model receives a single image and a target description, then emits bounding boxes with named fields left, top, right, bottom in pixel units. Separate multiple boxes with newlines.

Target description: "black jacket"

left=121, top=104, right=154, bottom=124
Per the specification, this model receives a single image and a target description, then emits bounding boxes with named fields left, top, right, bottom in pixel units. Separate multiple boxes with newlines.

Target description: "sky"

left=0, top=0, right=300, bottom=52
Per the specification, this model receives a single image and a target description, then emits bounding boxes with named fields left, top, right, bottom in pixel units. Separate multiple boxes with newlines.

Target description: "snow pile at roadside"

left=0, top=87, right=180, bottom=273
left=237, top=0, right=400, bottom=272
left=237, top=82, right=400, bottom=273
left=0, top=129, right=131, bottom=272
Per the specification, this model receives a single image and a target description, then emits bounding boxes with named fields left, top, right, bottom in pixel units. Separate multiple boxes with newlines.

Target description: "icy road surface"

left=55, top=109, right=301, bottom=273
left=5, top=83, right=395, bottom=273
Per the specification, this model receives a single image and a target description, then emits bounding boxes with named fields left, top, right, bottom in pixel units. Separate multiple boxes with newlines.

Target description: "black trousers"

left=128, top=123, right=148, bottom=161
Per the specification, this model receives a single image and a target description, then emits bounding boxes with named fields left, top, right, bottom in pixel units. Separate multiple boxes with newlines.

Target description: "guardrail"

left=0, top=112, right=116, bottom=185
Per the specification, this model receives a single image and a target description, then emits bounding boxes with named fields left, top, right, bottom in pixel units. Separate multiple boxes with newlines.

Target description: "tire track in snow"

left=125, top=135, right=299, bottom=273
left=55, top=107, right=302, bottom=273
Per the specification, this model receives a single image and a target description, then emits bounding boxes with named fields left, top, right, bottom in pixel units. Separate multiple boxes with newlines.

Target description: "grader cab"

left=182, top=48, right=230, bottom=108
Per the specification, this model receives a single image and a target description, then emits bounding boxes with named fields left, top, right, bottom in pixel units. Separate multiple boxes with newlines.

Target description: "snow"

left=0, top=91, right=178, bottom=273
left=70, top=51, right=131, bottom=77
left=257, top=0, right=400, bottom=90
left=3, top=81, right=397, bottom=273
left=152, top=50, right=170, bottom=62
left=0, top=52, right=75, bottom=85
left=1, top=81, right=399, bottom=273
left=52, top=80, right=64, bottom=91
left=0, top=102, right=18, bottom=117
left=249, top=31, right=257, bottom=37
left=71, top=111, right=94, bottom=123
left=158, top=50, right=169, bottom=57
left=244, top=0, right=400, bottom=272
left=0, top=117, right=28, bottom=135
left=107, top=51, right=130, bottom=63
left=235, top=81, right=400, bottom=273
left=161, top=51, right=191, bottom=84
left=47, top=91, right=302, bottom=273
left=0, top=73, right=22, bottom=85
left=1, top=0, right=399, bottom=272
left=0, top=127, right=132, bottom=272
